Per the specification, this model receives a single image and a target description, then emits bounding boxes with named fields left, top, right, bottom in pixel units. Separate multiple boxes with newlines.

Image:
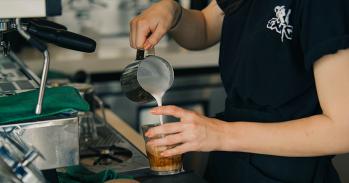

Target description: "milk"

left=153, top=93, right=164, bottom=124
left=138, top=59, right=172, bottom=125
left=139, top=78, right=169, bottom=124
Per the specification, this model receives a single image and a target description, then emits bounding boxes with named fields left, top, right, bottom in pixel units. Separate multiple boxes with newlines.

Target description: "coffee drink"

left=142, top=124, right=183, bottom=175
left=145, top=143, right=182, bottom=173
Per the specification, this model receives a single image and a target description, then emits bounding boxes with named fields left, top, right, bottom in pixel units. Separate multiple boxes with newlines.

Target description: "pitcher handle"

left=136, top=48, right=155, bottom=61
left=136, top=49, right=145, bottom=60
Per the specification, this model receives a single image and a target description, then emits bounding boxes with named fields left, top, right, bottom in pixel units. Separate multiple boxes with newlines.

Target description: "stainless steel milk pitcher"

left=120, top=49, right=174, bottom=103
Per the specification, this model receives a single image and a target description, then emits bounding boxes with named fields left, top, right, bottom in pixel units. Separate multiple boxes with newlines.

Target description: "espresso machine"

left=0, top=1, right=97, bottom=182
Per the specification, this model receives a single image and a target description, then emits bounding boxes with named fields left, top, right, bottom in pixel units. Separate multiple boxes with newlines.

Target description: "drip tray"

left=80, top=145, right=132, bottom=166
left=79, top=119, right=149, bottom=175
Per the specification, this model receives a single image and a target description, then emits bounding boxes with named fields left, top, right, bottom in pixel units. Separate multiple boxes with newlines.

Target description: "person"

left=129, top=0, right=349, bottom=182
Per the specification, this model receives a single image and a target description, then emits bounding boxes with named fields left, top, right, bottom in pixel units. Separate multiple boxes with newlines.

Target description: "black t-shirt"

left=205, top=0, right=349, bottom=182
left=217, top=0, right=349, bottom=122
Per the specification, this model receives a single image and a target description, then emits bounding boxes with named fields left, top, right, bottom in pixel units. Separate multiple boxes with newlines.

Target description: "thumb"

left=144, top=26, right=168, bottom=50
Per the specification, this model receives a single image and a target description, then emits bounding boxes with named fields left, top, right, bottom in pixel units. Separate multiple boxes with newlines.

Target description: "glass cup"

left=141, top=123, right=183, bottom=175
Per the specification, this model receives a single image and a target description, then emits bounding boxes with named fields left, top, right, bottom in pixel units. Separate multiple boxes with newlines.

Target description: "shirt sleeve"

left=300, top=0, right=349, bottom=70
left=216, top=0, right=242, bottom=15
left=216, top=0, right=229, bottom=13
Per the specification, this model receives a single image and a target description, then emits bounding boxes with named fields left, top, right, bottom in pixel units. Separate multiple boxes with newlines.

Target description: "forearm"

left=220, top=114, right=349, bottom=157
left=170, top=1, right=222, bottom=50
left=170, top=8, right=208, bottom=50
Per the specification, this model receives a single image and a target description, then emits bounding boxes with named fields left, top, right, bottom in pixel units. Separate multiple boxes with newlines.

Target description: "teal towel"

left=0, top=86, right=89, bottom=124
left=58, top=166, right=132, bottom=183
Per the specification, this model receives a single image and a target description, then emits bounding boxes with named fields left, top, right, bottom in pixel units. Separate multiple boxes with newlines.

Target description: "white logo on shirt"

left=267, top=6, right=293, bottom=42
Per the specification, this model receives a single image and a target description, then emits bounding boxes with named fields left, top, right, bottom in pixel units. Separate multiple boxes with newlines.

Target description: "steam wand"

left=16, top=18, right=49, bottom=115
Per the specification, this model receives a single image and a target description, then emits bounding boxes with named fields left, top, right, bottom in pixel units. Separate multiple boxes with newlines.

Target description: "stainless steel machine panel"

left=0, top=54, right=80, bottom=170
left=0, top=117, right=80, bottom=170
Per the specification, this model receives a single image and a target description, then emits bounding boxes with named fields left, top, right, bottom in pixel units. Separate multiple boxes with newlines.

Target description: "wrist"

left=169, top=1, right=183, bottom=30
left=210, top=119, right=231, bottom=151
left=218, top=121, right=243, bottom=152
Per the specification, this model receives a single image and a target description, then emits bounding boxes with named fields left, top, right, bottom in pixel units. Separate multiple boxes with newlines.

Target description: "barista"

left=129, top=0, right=349, bottom=182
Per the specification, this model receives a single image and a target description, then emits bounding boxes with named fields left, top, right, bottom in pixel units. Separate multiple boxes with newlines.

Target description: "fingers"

left=129, top=18, right=147, bottom=49
left=130, top=18, right=150, bottom=49
left=161, top=143, right=193, bottom=157
left=148, top=133, right=186, bottom=147
left=129, top=15, right=168, bottom=49
left=150, top=105, right=187, bottom=119
left=146, top=106, right=202, bottom=157
left=135, top=20, right=151, bottom=49
left=129, top=19, right=137, bottom=48
left=129, top=0, right=177, bottom=49
left=130, top=19, right=166, bottom=49
left=146, top=122, right=183, bottom=138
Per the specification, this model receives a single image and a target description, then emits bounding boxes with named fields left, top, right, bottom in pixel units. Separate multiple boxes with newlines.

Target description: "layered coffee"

left=142, top=124, right=183, bottom=175
left=145, top=143, right=182, bottom=174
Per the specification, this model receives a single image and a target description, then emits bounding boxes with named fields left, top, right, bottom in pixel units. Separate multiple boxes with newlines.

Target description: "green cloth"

left=0, top=86, right=89, bottom=124
left=58, top=166, right=131, bottom=183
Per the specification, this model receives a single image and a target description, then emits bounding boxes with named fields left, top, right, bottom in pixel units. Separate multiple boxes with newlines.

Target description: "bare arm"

left=222, top=48, right=349, bottom=157
left=170, top=0, right=224, bottom=50
left=130, top=0, right=223, bottom=50
left=146, top=49, right=349, bottom=157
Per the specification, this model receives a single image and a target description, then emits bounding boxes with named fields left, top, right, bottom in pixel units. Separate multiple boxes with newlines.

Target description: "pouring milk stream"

left=138, top=57, right=172, bottom=124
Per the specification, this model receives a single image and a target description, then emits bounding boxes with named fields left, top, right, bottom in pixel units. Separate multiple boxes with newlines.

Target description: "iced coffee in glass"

left=141, top=123, right=183, bottom=175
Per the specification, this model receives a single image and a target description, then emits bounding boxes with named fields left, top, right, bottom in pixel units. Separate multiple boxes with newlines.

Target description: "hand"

left=129, top=0, right=181, bottom=50
left=145, top=105, right=226, bottom=157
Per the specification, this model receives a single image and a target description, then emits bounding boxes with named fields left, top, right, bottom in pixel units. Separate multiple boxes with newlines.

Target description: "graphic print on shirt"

left=267, top=6, right=293, bottom=42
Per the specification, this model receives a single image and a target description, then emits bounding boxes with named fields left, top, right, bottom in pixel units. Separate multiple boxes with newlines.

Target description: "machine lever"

left=29, top=18, right=67, bottom=31
left=27, top=25, right=96, bottom=53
